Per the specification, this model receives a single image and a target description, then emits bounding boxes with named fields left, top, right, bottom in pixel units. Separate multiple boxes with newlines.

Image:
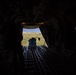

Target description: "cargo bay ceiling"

left=0, top=0, right=75, bottom=28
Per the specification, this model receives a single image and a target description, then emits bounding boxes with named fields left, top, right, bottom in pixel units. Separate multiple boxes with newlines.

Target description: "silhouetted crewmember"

left=28, top=38, right=36, bottom=49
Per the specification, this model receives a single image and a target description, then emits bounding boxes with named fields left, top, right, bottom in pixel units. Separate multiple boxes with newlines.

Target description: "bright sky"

left=23, top=28, right=41, bottom=33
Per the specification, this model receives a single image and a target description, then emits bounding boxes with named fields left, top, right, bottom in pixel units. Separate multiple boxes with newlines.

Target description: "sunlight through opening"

left=21, top=28, right=47, bottom=47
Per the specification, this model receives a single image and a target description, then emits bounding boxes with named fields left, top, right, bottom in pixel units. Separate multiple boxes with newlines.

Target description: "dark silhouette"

left=28, top=38, right=36, bottom=49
